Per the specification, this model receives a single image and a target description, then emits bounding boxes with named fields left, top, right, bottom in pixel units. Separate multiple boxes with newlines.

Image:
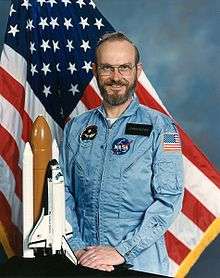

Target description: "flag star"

left=9, top=4, right=16, bottom=17
left=82, top=61, right=92, bottom=73
left=76, top=0, right=86, bottom=8
left=21, top=0, right=32, bottom=10
left=80, top=40, right=91, bottom=52
left=94, top=18, right=104, bottom=30
left=50, top=17, right=59, bottom=29
left=30, top=64, right=38, bottom=76
left=43, top=85, right=52, bottom=98
left=79, top=17, right=89, bottom=29
left=61, top=0, right=71, bottom=7
left=8, top=25, right=19, bottom=37
left=39, top=17, right=49, bottom=30
left=41, top=63, right=51, bottom=75
left=40, top=39, right=51, bottom=52
left=69, top=84, right=79, bottom=96
left=47, top=0, right=57, bottom=7
left=64, top=18, right=73, bottom=30
left=66, top=40, right=74, bottom=52
left=56, top=63, right=61, bottom=72
left=89, top=0, right=96, bottom=9
left=30, top=41, right=36, bottom=54
left=37, top=0, right=47, bottom=6
left=26, top=19, right=35, bottom=31
left=67, top=62, right=77, bottom=74
left=52, top=40, right=60, bottom=52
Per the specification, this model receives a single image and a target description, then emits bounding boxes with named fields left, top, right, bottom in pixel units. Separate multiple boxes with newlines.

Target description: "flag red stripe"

left=182, top=189, right=215, bottom=231
left=0, top=126, right=22, bottom=200
left=165, top=231, right=190, bottom=265
left=136, top=81, right=220, bottom=188
left=0, top=192, right=22, bottom=255
left=81, top=84, right=101, bottom=109
left=21, top=112, right=33, bottom=142
left=0, top=67, right=32, bottom=142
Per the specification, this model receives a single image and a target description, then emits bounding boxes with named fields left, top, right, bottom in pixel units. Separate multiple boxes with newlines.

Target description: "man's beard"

left=97, top=77, right=137, bottom=106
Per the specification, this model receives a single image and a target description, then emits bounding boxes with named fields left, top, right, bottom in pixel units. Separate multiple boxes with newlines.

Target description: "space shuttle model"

left=22, top=116, right=77, bottom=265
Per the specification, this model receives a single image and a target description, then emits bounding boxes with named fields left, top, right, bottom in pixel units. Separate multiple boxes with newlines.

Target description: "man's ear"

left=92, top=63, right=97, bottom=77
left=136, top=63, right=143, bottom=79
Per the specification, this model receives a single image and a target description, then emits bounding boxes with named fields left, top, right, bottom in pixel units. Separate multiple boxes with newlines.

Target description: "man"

left=60, top=32, right=184, bottom=276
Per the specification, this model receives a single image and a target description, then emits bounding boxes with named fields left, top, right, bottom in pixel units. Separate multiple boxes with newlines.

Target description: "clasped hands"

left=75, top=245, right=125, bottom=272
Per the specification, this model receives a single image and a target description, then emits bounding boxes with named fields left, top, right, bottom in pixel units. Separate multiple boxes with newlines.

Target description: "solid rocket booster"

left=22, top=142, right=34, bottom=258
left=30, top=116, right=52, bottom=223
left=52, top=139, right=59, bottom=163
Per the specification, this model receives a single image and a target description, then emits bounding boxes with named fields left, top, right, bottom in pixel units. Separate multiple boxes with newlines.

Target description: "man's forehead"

left=97, top=40, right=136, bottom=62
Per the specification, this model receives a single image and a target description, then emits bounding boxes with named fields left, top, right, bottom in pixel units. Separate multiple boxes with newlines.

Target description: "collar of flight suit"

left=97, top=97, right=140, bottom=120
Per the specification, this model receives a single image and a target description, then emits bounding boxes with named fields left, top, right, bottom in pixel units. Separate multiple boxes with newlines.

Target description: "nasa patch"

left=80, top=125, right=97, bottom=141
left=112, top=138, right=132, bottom=155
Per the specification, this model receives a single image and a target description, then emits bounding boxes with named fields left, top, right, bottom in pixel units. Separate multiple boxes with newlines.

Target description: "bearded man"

left=60, top=32, right=184, bottom=276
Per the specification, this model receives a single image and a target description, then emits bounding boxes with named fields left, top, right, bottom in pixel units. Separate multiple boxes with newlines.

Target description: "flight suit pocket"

left=122, top=147, right=152, bottom=174
left=74, top=159, right=92, bottom=206
left=154, top=161, right=181, bottom=193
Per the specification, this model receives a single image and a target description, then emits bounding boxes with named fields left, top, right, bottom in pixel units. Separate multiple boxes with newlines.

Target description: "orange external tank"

left=30, top=116, right=52, bottom=223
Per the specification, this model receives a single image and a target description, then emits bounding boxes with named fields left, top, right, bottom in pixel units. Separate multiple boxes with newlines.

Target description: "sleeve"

left=115, top=119, right=184, bottom=265
left=59, top=121, right=86, bottom=251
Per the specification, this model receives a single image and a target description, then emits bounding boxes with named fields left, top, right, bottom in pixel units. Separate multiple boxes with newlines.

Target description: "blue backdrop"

left=0, top=0, right=219, bottom=277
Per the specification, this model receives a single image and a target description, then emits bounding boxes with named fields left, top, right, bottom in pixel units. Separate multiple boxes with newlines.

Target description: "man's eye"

left=102, top=65, right=111, bottom=71
left=119, top=65, right=130, bottom=71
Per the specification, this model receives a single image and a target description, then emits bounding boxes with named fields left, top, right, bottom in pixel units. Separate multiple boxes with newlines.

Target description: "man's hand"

left=74, top=248, right=115, bottom=272
left=74, top=249, right=86, bottom=260
left=78, top=246, right=125, bottom=270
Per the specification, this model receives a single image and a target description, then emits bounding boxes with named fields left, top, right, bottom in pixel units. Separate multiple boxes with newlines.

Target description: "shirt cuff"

left=115, top=241, right=136, bottom=266
left=68, top=237, right=86, bottom=251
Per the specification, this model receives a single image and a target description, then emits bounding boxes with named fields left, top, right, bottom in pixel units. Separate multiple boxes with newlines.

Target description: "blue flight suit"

left=60, top=99, right=184, bottom=276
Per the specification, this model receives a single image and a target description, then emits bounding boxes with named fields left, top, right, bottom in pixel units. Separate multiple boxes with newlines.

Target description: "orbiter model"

left=22, top=116, right=77, bottom=265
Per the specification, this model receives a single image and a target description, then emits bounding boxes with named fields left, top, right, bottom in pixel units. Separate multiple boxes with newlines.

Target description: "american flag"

left=163, top=133, right=181, bottom=152
left=0, top=0, right=220, bottom=276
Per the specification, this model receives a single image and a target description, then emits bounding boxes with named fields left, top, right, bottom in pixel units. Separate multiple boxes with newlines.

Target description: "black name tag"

left=125, top=123, right=153, bottom=137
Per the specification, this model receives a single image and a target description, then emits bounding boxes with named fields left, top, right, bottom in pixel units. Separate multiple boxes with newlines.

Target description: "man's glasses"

left=97, top=63, right=136, bottom=76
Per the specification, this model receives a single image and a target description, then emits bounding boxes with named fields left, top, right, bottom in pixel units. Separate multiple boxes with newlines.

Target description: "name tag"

left=125, top=123, right=153, bottom=137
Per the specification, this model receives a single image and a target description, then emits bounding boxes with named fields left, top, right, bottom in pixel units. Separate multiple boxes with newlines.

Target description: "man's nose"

left=110, top=68, right=121, bottom=80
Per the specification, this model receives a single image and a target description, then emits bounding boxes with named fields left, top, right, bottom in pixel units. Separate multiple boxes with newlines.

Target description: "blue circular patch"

left=112, top=138, right=131, bottom=155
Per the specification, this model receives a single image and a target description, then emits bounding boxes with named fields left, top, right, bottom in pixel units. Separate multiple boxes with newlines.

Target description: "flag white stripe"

left=169, top=258, right=179, bottom=277
left=184, top=157, right=220, bottom=217
left=69, top=100, right=87, bottom=119
left=0, top=44, right=27, bottom=86
left=138, top=71, right=170, bottom=114
left=169, top=212, right=203, bottom=250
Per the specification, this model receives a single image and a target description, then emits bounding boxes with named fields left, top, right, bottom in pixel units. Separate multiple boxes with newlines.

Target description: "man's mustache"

left=104, top=79, right=128, bottom=86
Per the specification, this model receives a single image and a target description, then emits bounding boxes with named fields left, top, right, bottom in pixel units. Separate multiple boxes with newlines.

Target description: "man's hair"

left=95, top=32, right=140, bottom=64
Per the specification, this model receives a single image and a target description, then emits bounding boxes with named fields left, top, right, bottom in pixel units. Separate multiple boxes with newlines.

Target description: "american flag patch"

left=163, top=132, right=181, bottom=151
